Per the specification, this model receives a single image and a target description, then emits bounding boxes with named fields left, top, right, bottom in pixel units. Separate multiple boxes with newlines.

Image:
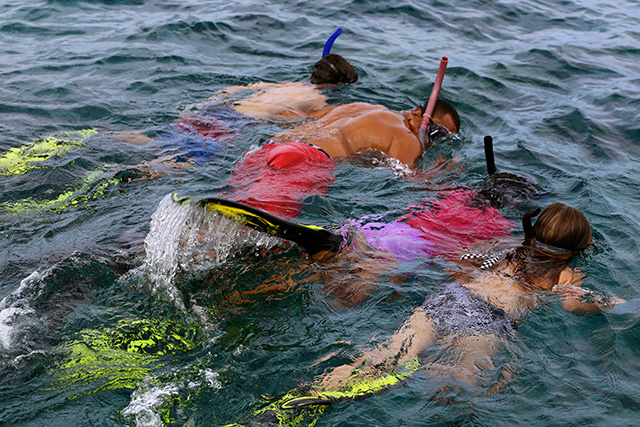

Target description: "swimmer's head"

left=310, top=54, right=358, bottom=85
left=531, top=203, right=592, bottom=252
left=418, top=99, right=460, bottom=134
left=510, top=203, right=591, bottom=291
left=474, top=172, right=541, bottom=210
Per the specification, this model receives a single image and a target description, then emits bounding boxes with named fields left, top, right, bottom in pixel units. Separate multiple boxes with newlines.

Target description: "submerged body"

left=323, top=204, right=623, bottom=389
left=236, top=203, right=625, bottom=427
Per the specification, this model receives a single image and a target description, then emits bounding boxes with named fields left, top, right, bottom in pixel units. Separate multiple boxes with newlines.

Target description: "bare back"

left=272, top=103, right=423, bottom=167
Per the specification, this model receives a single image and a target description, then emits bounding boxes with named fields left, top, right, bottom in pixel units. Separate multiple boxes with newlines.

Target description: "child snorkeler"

left=226, top=203, right=625, bottom=426
left=324, top=203, right=623, bottom=384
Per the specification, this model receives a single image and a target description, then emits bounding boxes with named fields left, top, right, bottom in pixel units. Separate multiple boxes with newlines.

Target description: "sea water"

left=1, top=0, right=639, bottom=425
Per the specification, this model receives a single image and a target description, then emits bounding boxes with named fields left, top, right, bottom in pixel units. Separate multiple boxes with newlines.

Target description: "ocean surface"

left=1, top=0, right=639, bottom=426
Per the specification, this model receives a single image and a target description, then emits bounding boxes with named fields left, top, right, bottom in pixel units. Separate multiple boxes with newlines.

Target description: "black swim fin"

left=173, top=193, right=343, bottom=255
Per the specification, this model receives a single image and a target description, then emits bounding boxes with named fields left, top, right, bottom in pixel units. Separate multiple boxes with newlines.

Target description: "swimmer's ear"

left=406, top=108, right=423, bottom=133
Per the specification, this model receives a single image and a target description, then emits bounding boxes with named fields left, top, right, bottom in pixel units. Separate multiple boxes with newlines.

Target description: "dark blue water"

left=1, top=0, right=639, bottom=426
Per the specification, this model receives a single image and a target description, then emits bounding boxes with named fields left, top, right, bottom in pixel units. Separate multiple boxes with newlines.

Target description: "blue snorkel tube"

left=322, top=28, right=343, bottom=57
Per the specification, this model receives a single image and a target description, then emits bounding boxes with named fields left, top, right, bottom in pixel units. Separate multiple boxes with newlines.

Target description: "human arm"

left=553, top=268, right=626, bottom=315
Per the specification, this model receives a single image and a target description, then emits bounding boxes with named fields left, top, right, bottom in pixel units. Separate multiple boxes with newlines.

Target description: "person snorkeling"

left=208, top=34, right=459, bottom=219
left=310, top=53, right=358, bottom=85
left=226, top=203, right=625, bottom=426
left=175, top=182, right=515, bottom=311
left=203, top=29, right=358, bottom=123
left=319, top=203, right=625, bottom=385
left=106, top=31, right=361, bottom=182
left=224, top=98, right=461, bottom=219
left=311, top=28, right=358, bottom=85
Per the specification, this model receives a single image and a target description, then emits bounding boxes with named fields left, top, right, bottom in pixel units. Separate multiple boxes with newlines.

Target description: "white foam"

left=122, top=380, right=179, bottom=427
left=0, top=271, right=41, bottom=350
left=0, top=307, right=27, bottom=349
left=201, top=368, right=222, bottom=389
left=122, top=368, right=223, bottom=426
left=141, top=194, right=281, bottom=311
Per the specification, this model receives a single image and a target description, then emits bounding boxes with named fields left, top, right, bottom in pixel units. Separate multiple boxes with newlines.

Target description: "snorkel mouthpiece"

left=418, top=56, right=448, bottom=150
left=323, top=28, right=343, bottom=57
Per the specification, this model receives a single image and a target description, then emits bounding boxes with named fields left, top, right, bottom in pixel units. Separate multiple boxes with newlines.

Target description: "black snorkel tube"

left=418, top=56, right=448, bottom=151
left=522, top=207, right=541, bottom=243
left=484, top=135, right=497, bottom=176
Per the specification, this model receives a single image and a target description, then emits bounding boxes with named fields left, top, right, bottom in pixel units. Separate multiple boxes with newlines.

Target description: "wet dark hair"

left=472, top=172, right=541, bottom=210
left=310, top=54, right=358, bottom=85
left=468, top=135, right=541, bottom=210
left=419, top=99, right=461, bottom=132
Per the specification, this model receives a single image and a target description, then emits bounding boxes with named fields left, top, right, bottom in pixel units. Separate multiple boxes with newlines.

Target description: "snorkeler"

left=312, top=28, right=358, bottom=85
left=224, top=98, right=461, bottom=219
left=227, top=203, right=625, bottom=426
left=209, top=35, right=459, bottom=219
left=321, top=203, right=626, bottom=382
left=205, top=29, right=358, bottom=123
left=108, top=30, right=360, bottom=173
left=175, top=181, right=516, bottom=310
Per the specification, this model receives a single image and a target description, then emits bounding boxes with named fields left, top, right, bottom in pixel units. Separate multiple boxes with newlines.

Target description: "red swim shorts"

left=226, top=141, right=336, bottom=219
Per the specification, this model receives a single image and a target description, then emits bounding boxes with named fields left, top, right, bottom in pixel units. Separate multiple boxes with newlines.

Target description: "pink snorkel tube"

left=418, top=56, right=448, bottom=150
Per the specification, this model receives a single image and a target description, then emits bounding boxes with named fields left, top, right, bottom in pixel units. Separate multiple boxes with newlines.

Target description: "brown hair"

left=310, top=54, right=358, bottom=85
left=532, top=203, right=592, bottom=252
left=505, top=203, right=592, bottom=290
left=433, top=99, right=461, bottom=133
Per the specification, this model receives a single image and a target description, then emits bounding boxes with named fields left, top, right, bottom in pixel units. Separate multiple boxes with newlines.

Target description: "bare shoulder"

left=557, top=267, right=585, bottom=286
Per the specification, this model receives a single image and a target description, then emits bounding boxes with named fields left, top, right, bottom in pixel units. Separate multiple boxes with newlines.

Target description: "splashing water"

left=121, top=378, right=180, bottom=427
left=142, top=195, right=193, bottom=309
left=0, top=269, right=66, bottom=359
left=121, top=365, right=223, bottom=427
left=141, top=194, right=282, bottom=309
